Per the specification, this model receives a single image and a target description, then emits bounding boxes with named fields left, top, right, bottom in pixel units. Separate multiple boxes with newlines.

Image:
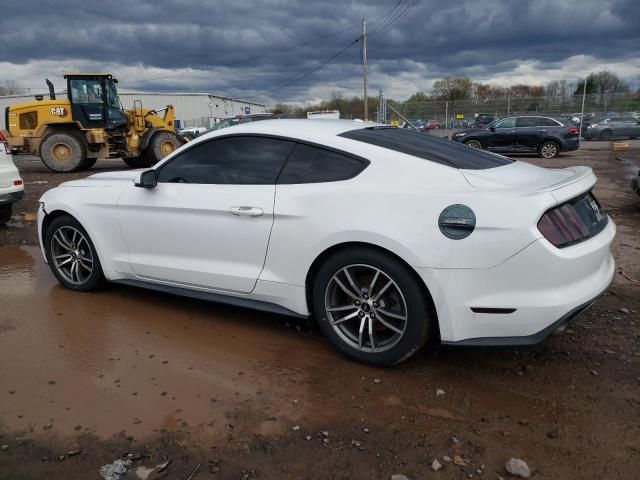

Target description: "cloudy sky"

left=2, top=0, right=639, bottom=105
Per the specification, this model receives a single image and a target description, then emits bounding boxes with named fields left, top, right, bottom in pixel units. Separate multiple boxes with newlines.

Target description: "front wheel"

left=538, top=140, right=559, bottom=158
left=44, top=215, right=105, bottom=291
left=143, top=131, right=180, bottom=166
left=599, top=130, right=613, bottom=141
left=464, top=139, right=483, bottom=149
left=312, top=247, right=434, bottom=366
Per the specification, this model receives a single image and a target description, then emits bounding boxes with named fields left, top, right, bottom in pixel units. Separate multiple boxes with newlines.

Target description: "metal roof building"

left=0, top=91, right=266, bottom=130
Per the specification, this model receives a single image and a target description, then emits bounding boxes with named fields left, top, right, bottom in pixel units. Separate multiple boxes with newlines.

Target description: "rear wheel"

left=143, top=131, right=179, bottom=166
left=312, top=247, right=433, bottom=366
left=538, top=140, right=559, bottom=158
left=0, top=204, right=12, bottom=225
left=44, top=215, right=105, bottom=291
left=40, top=131, right=91, bottom=172
left=464, top=139, right=483, bottom=149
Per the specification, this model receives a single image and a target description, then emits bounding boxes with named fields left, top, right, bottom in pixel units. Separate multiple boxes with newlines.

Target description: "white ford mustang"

left=37, top=119, right=615, bottom=365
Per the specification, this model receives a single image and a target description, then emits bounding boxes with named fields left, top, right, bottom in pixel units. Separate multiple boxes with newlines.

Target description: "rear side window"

left=278, top=143, right=367, bottom=184
left=339, top=127, right=513, bottom=170
left=157, top=136, right=295, bottom=185
left=538, top=117, right=563, bottom=126
left=516, top=117, right=543, bottom=127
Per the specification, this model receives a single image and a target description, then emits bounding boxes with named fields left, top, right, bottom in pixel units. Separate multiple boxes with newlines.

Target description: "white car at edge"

left=37, top=119, right=615, bottom=365
left=0, top=132, right=24, bottom=224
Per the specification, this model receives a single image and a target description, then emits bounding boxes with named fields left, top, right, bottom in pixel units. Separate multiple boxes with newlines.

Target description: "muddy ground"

left=0, top=144, right=639, bottom=480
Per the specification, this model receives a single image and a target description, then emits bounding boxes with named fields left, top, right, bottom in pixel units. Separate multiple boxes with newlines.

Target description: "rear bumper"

left=419, top=218, right=616, bottom=345
left=0, top=189, right=23, bottom=205
left=561, top=138, right=579, bottom=151
left=442, top=278, right=612, bottom=346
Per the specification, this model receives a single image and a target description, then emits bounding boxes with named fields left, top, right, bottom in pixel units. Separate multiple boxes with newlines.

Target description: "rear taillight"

left=13, top=179, right=23, bottom=186
left=538, top=192, right=607, bottom=248
left=567, top=127, right=578, bottom=134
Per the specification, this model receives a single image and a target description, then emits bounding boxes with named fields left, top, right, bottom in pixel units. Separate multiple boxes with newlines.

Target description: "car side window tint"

left=516, top=117, right=542, bottom=127
left=278, top=143, right=367, bottom=184
left=157, top=136, right=295, bottom=185
left=538, top=117, right=562, bottom=126
left=494, top=117, right=516, bottom=128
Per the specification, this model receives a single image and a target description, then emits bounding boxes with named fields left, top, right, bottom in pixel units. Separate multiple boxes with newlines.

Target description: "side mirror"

left=489, top=126, right=495, bottom=131
left=134, top=169, right=157, bottom=188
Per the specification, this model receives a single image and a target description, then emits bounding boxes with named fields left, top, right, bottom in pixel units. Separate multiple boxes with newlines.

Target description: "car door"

left=486, top=117, right=516, bottom=152
left=630, top=117, right=640, bottom=138
left=618, top=116, right=639, bottom=138
left=117, top=135, right=295, bottom=293
left=514, top=116, right=546, bottom=152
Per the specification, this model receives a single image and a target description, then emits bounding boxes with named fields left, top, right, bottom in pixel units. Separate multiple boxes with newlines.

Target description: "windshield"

left=209, top=118, right=238, bottom=131
left=105, top=79, right=121, bottom=109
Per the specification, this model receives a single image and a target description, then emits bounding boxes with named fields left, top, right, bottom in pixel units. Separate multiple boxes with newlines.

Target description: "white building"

left=0, top=91, right=266, bottom=130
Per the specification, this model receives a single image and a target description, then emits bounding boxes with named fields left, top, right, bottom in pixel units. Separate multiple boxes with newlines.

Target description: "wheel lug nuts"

left=363, top=294, right=369, bottom=300
left=370, top=313, right=375, bottom=318
left=354, top=300, right=360, bottom=306
left=358, top=311, right=365, bottom=317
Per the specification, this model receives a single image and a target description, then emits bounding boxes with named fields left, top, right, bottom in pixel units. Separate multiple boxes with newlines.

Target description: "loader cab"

left=65, top=73, right=127, bottom=130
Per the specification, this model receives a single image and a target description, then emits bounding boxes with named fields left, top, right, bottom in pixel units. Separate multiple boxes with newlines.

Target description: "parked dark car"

left=632, top=170, right=640, bottom=196
left=582, top=115, right=640, bottom=140
left=474, top=113, right=494, bottom=127
left=451, top=115, right=579, bottom=158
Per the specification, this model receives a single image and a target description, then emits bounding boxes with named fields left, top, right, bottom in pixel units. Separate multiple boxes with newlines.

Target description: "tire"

left=599, top=130, right=613, bottom=141
left=311, top=247, right=434, bottom=366
left=40, top=131, right=89, bottom=172
left=44, top=214, right=105, bottom=291
left=123, top=156, right=153, bottom=168
left=464, top=139, right=483, bottom=149
left=538, top=140, right=560, bottom=158
left=143, top=131, right=179, bottom=166
left=0, top=204, right=12, bottom=225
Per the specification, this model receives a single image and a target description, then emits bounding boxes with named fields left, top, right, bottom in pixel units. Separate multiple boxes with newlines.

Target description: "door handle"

left=539, top=129, right=547, bottom=132
left=229, top=206, right=264, bottom=217
left=509, top=131, right=516, bottom=133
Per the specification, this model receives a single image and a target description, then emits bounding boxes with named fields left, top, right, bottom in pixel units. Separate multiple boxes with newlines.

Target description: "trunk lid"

left=461, top=161, right=596, bottom=203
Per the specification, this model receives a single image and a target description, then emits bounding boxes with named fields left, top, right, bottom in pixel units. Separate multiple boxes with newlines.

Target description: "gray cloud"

left=1, top=0, right=639, bottom=103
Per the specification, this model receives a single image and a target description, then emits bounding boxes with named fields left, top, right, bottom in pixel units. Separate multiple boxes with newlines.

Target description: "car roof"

left=200, top=119, right=376, bottom=141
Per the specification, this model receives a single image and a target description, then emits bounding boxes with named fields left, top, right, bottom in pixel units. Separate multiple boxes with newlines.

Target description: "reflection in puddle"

left=0, top=246, right=340, bottom=440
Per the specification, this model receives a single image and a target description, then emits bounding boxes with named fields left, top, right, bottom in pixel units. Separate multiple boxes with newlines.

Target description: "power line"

left=369, top=0, right=417, bottom=37
left=267, top=37, right=360, bottom=95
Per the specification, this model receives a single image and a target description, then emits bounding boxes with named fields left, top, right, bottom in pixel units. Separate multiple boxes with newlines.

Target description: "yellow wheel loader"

left=1, top=73, right=180, bottom=172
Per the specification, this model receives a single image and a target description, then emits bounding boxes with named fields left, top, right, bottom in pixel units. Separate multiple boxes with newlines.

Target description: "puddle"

left=0, top=246, right=341, bottom=440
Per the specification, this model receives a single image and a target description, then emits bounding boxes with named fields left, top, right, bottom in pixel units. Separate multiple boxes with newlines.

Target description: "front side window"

left=278, top=143, right=367, bottom=184
left=69, top=79, right=103, bottom=104
left=494, top=117, right=516, bottom=128
left=157, top=136, right=295, bottom=185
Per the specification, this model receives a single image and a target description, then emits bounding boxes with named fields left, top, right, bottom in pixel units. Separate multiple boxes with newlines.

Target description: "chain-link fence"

left=378, top=92, right=640, bottom=137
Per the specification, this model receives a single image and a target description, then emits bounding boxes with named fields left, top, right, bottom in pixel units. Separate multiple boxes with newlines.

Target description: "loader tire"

left=40, top=131, right=89, bottom=173
left=143, top=131, right=179, bottom=166
left=123, top=156, right=153, bottom=168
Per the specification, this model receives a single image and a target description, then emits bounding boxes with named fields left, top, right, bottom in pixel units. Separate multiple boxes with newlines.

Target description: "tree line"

left=271, top=70, right=639, bottom=119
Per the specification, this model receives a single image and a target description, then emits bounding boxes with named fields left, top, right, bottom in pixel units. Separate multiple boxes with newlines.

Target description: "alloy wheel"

left=540, top=143, right=557, bottom=158
left=324, top=264, right=408, bottom=353
left=50, top=226, right=94, bottom=285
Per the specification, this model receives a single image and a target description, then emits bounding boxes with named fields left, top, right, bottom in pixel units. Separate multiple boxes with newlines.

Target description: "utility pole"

left=578, top=76, right=587, bottom=147
left=362, top=18, right=368, bottom=121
